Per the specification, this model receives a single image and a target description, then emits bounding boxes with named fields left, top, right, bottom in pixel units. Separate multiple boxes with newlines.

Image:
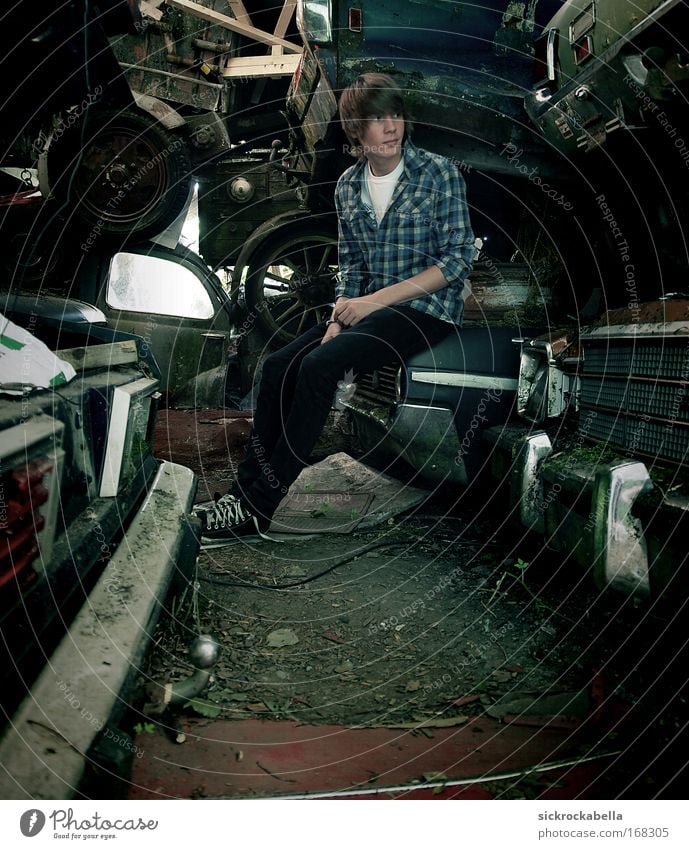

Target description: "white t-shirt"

left=366, top=158, right=404, bottom=224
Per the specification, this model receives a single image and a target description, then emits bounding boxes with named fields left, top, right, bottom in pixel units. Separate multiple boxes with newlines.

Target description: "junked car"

left=527, top=0, right=689, bottom=159
left=526, top=0, right=689, bottom=294
left=486, top=299, right=689, bottom=602
left=73, top=241, right=238, bottom=407
left=0, top=297, right=199, bottom=798
left=340, top=324, right=522, bottom=488
left=339, top=263, right=552, bottom=487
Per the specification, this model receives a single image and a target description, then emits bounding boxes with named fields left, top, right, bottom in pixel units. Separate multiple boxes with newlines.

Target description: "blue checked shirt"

left=334, top=141, right=475, bottom=324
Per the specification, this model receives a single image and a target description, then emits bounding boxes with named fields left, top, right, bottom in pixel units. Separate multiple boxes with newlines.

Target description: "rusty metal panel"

left=198, top=152, right=298, bottom=267
left=111, top=0, right=239, bottom=111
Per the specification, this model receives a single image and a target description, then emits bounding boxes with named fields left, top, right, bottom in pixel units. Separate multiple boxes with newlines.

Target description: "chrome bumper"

left=343, top=397, right=467, bottom=485
left=487, top=425, right=657, bottom=598
left=0, top=460, right=198, bottom=799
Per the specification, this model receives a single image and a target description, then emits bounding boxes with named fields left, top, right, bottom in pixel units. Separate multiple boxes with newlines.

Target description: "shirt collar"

left=350, top=139, right=423, bottom=189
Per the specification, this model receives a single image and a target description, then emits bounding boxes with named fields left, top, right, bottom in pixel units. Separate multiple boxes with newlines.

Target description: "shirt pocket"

left=394, top=195, right=436, bottom=236
left=340, top=207, right=376, bottom=236
left=395, top=193, right=433, bottom=216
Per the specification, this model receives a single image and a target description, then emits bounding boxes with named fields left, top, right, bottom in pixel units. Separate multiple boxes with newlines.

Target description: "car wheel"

left=47, top=108, right=192, bottom=241
left=244, top=218, right=338, bottom=346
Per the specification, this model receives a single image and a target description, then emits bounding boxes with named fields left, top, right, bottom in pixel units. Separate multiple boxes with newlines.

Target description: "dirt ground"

left=151, top=514, right=596, bottom=727
left=147, top=410, right=689, bottom=797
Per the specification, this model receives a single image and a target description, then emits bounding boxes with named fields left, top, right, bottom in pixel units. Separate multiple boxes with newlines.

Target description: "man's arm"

left=322, top=179, right=369, bottom=341
left=334, top=266, right=448, bottom=325
left=321, top=295, right=351, bottom=344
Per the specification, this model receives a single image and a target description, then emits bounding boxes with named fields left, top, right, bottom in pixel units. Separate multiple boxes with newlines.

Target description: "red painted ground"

left=153, top=409, right=251, bottom=500
left=129, top=715, right=615, bottom=800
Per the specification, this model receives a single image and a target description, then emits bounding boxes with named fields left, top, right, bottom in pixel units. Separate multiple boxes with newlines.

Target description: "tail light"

left=0, top=417, right=64, bottom=591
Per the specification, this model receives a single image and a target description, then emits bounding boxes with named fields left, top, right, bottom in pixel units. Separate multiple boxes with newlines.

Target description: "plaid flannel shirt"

left=334, top=141, right=474, bottom=324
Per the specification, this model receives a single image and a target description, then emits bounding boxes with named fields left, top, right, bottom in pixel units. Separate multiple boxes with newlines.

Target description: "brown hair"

left=338, top=73, right=412, bottom=158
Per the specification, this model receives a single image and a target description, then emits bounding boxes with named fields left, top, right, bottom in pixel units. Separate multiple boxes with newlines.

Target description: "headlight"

left=297, top=1, right=333, bottom=44
left=517, top=336, right=579, bottom=423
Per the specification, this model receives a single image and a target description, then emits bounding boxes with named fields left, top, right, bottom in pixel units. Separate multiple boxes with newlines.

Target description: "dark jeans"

left=231, top=305, right=453, bottom=522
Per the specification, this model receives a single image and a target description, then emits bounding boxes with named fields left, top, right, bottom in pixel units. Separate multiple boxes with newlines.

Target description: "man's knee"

left=299, top=347, right=341, bottom=387
left=260, top=349, right=295, bottom=386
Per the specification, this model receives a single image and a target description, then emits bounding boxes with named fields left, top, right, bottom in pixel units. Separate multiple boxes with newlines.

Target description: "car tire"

left=243, top=217, right=338, bottom=346
left=47, top=108, right=192, bottom=241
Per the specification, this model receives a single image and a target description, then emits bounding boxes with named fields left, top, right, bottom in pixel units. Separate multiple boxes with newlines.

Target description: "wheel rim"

left=252, top=232, right=338, bottom=343
left=73, top=124, right=172, bottom=225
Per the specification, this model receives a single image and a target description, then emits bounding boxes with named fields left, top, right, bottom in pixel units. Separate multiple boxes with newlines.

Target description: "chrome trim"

left=546, top=27, right=559, bottom=82
left=409, top=371, right=518, bottom=391
left=396, top=401, right=454, bottom=412
left=394, top=403, right=467, bottom=485
left=394, top=367, right=402, bottom=402
left=581, top=322, right=689, bottom=339
left=573, top=35, right=594, bottom=66
left=592, top=461, right=653, bottom=596
left=345, top=397, right=467, bottom=485
left=569, top=3, right=596, bottom=43
left=511, top=432, right=553, bottom=533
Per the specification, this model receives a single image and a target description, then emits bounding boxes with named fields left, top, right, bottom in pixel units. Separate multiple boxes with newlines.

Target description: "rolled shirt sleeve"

left=433, top=167, right=475, bottom=293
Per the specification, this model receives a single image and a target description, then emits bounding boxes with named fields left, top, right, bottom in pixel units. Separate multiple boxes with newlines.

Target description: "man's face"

left=359, top=112, right=405, bottom=175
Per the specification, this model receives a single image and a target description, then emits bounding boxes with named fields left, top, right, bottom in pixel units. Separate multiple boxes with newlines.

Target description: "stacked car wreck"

left=2, top=0, right=689, bottom=800
left=490, top=301, right=689, bottom=600
left=487, top=0, right=689, bottom=601
left=0, top=1, right=201, bottom=797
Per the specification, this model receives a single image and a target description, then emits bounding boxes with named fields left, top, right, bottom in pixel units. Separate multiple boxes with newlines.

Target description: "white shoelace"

left=199, top=493, right=280, bottom=543
left=205, top=496, right=250, bottom=530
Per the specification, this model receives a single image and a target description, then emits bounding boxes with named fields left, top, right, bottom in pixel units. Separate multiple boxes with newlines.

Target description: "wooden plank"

left=273, top=0, right=297, bottom=39
left=140, top=0, right=165, bottom=20
left=56, top=340, right=139, bottom=371
left=166, top=0, right=301, bottom=53
left=226, top=0, right=252, bottom=25
left=221, top=52, right=301, bottom=78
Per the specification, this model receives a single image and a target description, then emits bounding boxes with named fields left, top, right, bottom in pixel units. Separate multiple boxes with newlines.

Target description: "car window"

left=106, top=253, right=215, bottom=319
left=297, top=1, right=332, bottom=43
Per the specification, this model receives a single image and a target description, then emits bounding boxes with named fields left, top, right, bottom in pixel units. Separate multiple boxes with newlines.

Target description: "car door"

left=95, top=244, right=233, bottom=407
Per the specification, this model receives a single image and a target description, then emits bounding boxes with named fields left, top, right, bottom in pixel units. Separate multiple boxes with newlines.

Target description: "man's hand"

left=320, top=322, right=342, bottom=344
left=333, top=297, right=384, bottom=326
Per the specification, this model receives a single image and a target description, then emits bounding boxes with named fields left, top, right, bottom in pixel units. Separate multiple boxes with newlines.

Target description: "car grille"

left=353, top=365, right=400, bottom=406
left=579, top=334, right=689, bottom=465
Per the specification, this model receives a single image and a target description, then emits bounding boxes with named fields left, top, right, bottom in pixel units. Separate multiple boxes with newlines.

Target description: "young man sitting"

left=194, top=72, right=475, bottom=546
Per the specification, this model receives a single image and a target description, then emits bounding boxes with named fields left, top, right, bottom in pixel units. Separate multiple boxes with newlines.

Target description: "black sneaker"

left=193, top=491, right=234, bottom=513
left=194, top=495, right=272, bottom=548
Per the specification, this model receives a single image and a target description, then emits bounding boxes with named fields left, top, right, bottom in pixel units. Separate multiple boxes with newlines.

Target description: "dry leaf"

left=266, top=628, right=299, bottom=648
left=491, top=669, right=513, bottom=683
left=321, top=630, right=345, bottom=644
left=449, top=694, right=481, bottom=707
left=423, top=771, right=448, bottom=782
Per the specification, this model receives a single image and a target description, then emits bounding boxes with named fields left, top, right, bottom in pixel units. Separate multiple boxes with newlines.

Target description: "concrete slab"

left=270, top=452, right=429, bottom=534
